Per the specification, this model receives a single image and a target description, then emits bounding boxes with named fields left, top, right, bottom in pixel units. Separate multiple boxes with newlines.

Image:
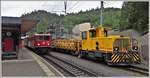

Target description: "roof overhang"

left=2, top=16, right=39, bottom=33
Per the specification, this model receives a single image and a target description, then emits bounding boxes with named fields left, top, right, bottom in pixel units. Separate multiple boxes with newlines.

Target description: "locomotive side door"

left=81, top=31, right=88, bottom=50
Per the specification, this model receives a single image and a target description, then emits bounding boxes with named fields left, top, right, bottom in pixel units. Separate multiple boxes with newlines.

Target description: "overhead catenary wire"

left=67, top=1, right=79, bottom=12
left=51, top=2, right=57, bottom=12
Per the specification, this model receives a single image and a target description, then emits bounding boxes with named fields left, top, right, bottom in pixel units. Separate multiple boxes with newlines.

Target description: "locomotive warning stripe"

left=116, top=55, right=122, bottom=63
left=134, top=53, right=140, bottom=59
left=132, top=53, right=137, bottom=60
left=119, top=55, right=124, bottom=63
left=117, top=56, right=122, bottom=63
left=111, top=54, right=124, bottom=63
left=121, top=55, right=125, bottom=62
left=130, top=52, right=140, bottom=62
left=111, top=54, right=130, bottom=63
left=128, top=53, right=136, bottom=61
left=114, top=55, right=120, bottom=63
left=111, top=52, right=140, bottom=63
left=133, top=53, right=140, bottom=61
left=111, top=54, right=119, bottom=62
left=111, top=54, right=115, bottom=58
left=133, top=53, right=139, bottom=60
left=118, top=55, right=124, bottom=63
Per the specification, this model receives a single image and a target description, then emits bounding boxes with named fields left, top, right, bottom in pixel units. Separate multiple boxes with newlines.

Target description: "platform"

left=2, top=48, right=63, bottom=77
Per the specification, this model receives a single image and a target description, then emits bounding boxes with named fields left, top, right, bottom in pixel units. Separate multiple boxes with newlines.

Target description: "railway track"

left=124, top=65, right=149, bottom=76
left=42, top=54, right=100, bottom=77
left=48, top=51, right=149, bottom=76
left=27, top=47, right=148, bottom=77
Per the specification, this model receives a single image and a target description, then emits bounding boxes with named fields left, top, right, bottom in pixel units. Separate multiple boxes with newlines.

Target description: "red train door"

left=3, top=38, right=14, bottom=52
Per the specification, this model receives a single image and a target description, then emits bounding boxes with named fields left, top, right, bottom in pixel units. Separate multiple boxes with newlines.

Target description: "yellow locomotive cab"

left=80, top=26, right=140, bottom=65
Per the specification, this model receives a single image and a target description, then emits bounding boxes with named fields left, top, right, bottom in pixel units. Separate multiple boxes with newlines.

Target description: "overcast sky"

left=1, top=1, right=123, bottom=17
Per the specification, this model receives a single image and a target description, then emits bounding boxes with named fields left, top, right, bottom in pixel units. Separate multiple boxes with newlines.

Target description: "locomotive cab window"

left=43, top=36, right=50, bottom=40
left=89, top=30, right=96, bottom=38
left=104, top=28, right=108, bottom=37
left=113, top=39, right=130, bottom=50
left=35, top=36, right=50, bottom=40
left=81, top=31, right=87, bottom=39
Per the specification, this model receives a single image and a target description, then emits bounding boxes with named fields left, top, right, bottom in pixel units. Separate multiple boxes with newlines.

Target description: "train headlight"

left=133, top=46, right=138, bottom=50
left=37, top=43, right=40, bottom=46
left=114, top=47, right=119, bottom=51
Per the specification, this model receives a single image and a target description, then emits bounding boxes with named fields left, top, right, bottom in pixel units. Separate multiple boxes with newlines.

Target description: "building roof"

left=2, top=16, right=21, bottom=25
left=2, top=16, right=39, bottom=32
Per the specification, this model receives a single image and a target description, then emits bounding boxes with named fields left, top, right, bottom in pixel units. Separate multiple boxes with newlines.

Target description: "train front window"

left=36, top=36, right=50, bottom=40
left=114, top=39, right=130, bottom=50
left=89, top=30, right=96, bottom=38
left=43, top=36, right=50, bottom=40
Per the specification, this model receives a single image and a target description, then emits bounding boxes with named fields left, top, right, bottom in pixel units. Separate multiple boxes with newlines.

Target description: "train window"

left=82, top=31, right=87, bottom=39
left=89, top=30, right=96, bottom=38
left=36, top=36, right=50, bottom=40
left=43, top=36, right=50, bottom=40
left=114, top=39, right=130, bottom=49
left=104, top=29, right=108, bottom=37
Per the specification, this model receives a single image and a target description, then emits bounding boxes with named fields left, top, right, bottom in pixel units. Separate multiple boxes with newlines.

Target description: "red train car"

left=27, top=34, right=52, bottom=54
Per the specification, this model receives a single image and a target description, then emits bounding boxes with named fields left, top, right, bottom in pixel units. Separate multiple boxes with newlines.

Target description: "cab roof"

left=87, top=26, right=112, bottom=31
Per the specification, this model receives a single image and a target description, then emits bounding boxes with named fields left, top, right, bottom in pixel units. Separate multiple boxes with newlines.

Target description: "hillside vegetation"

left=120, top=2, right=148, bottom=33
left=21, top=2, right=148, bottom=35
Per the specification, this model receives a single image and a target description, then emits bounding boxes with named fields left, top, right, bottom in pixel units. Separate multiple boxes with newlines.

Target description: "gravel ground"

left=49, top=52, right=146, bottom=77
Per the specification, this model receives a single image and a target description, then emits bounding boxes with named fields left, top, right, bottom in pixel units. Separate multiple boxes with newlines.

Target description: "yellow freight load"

left=53, top=39, right=81, bottom=55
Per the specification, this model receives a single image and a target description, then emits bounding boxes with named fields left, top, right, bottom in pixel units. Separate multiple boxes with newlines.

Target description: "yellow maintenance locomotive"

left=53, top=26, right=140, bottom=65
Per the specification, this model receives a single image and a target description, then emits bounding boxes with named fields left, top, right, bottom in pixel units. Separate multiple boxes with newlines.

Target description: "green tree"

left=120, top=2, right=148, bottom=33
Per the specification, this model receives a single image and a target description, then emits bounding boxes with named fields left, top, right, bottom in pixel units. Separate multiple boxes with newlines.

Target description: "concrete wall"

left=140, top=45, right=149, bottom=61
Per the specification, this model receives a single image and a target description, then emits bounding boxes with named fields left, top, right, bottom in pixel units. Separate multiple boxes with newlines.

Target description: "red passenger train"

left=25, top=33, right=52, bottom=54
